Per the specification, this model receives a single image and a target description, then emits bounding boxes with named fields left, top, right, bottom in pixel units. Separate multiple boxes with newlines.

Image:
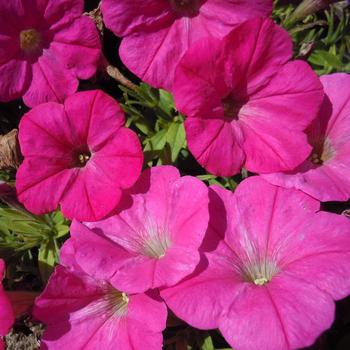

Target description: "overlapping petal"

left=103, top=0, right=272, bottom=90
left=263, top=73, right=350, bottom=201
left=34, top=266, right=167, bottom=350
left=0, top=0, right=100, bottom=106
left=17, top=90, right=143, bottom=221
left=66, top=166, right=209, bottom=293
left=161, top=177, right=350, bottom=350
left=172, top=17, right=323, bottom=176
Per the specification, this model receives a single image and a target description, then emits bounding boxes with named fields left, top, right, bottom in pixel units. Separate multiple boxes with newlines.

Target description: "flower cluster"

left=0, top=1, right=350, bottom=350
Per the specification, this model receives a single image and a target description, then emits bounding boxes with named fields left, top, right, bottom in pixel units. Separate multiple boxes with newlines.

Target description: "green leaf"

left=166, top=119, right=186, bottom=163
left=311, top=49, right=342, bottom=68
left=55, top=224, right=70, bottom=238
left=38, top=238, right=59, bottom=283
left=158, top=89, right=175, bottom=117
left=143, top=129, right=168, bottom=164
left=144, top=129, right=168, bottom=151
left=52, top=210, right=65, bottom=224
left=201, top=335, right=215, bottom=350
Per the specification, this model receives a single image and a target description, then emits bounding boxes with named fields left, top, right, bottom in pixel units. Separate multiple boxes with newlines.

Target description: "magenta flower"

left=34, top=245, right=167, bottom=350
left=161, top=177, right=350, bottom=350
left=64, top=165, right=209, bottom=293
left=263, top=73, right=350, bottom=202
left=101, top=0, right=272, bottom=90
left=172, top=17, right=324, bottom=176
left=0, top=0, right=101, bottom=107
left=16, top=90, right=143, bottom=221
left=0, top=260, right=14, bottom=350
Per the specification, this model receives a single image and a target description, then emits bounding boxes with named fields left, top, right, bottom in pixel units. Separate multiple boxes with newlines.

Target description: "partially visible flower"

left=101, top=0, right=272, bottom=90
left=0, top=260, right=14, bottom=350
left=16, top=90, right=143, bottom=221
left=172, top=18, right=324, bottom=176
left=0, top=0, right=101, bottom=107
left=263, top=74, right=350, bottom=202
left=34, top=244, right=167, bottom=350
left=7, top=291, right=38, bottom=319
left=161, top=177, right=350, bottom=350
left=65, top=166, right=209, bottom=293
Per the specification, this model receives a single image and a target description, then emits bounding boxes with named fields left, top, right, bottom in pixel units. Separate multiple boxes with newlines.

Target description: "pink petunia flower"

left=101, top=0, right=272, bottom=90
left=161, top=177, right=350, bottom=350
left=64, top=165, right=209, bottom=293
left=0, top=260, right=14, bottom=350
left=263, top=73, right=350, bottom=202
left=33, top=243, right=167, bottom=350
left=172, top=17, right=324, bottom=176
left=0, top=0, right=101, bottom=107
left=16, top=90, right=143, bottom=222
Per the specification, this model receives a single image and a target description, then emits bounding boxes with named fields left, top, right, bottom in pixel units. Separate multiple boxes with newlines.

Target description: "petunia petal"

left=0, top=59, right=31, bottom=102
left=49, top=16, right=101, bottom=79
left=161, top=244, right=244, bottom=329
left=16, top=158, right=75, bottom=215
left=220, top=274, right=334, bottom=350
left=101, top=0, right=173, bottom=36
left=23, top=52, right=78, bottom=107
left=185, top=118, right=246, bottom=176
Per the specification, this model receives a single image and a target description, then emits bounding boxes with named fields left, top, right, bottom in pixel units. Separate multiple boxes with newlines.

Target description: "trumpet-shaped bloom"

left=64, top=166, right=209, bottom=293
left=16, top=90, right=143, bottom=221
left=161, top=177, right=350, bottom=350
left=101, top=0, right=272, bottom=90
left=172, top=17, right=324, bottom=176
left=263, top=73, right=350, bottom=202
left=0, top=260, right=14, bottom=350
left=0, top=0, right=101, bottom=107
left=34, top=244, right=167, bottom=350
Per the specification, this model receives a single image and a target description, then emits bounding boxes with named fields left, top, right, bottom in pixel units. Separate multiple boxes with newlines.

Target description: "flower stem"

left=106, top=65, right=138, bottom=91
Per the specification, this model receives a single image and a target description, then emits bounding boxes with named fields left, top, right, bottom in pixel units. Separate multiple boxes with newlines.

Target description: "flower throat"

left=169, top=0, right=201, bottom=15
left=20, top=29, right=41, bottom=51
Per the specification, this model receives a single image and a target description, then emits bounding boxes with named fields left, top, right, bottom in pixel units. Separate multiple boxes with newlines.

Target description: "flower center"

left=169, top=0, right=201, bottom=15
left=73, top=147, right=91, bottom=168
left=222, top=96, right=245, bottom=121
left=111, top=291, right=129, bottom=316
left=241, top=260, right=278, bottom=286
left=309, top=138, right=334, bottom=165
left=75, top=286, right=129, bottom=321
left=79, top=152, right=91, bottom=166
left=20, top=29, right=41, bottom=51
left=142, top=233, right=171, bottom=259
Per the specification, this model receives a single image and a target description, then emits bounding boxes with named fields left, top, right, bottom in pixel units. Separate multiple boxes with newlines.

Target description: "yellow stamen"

left=20, top=29, right=41, bottom=51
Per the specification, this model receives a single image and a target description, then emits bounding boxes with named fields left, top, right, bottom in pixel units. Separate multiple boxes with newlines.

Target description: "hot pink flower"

left=64, top=165, right=209, bottom=293
left=263, top=73, right=350, bottom=202
left=161, top=177, right=350, bottom=350
left=172, top=17, right=324, bottom=176
left=16, top=90, right=143, bottom=221
left=101, top=0, right=272, bottom=90
left=0, top=260, right=14, bottom=350
left=0, top=0, right=101, bottom=107
left=34, top=244, right=167, bottom=350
